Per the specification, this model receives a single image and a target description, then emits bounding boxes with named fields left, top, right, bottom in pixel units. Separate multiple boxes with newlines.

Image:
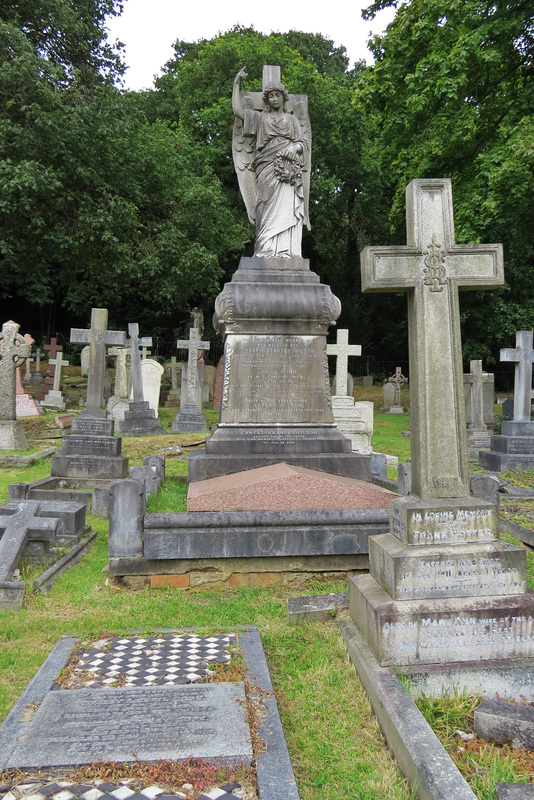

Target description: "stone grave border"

left=32, top=529, right=97, bottom=596
left=340, top=617, right=534, bottom=800
left=0, top=627, right=299, bottom=800
left=0, top=446, right=57, bottom=468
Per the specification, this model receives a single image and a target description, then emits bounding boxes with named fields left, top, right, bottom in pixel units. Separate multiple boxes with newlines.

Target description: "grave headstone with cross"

left=165, top=356, right=182, bottom=408
left=41, top=352, right=69, bottom=410
left=36, top=337, right=63, bottom=401
left=23, top=354, right=34, bottom=384
left=463, top=359, right=493, bottom=461
left=106, top=345, right=131, bottom=422
left=31, top=347, right=44, bottom=387
left=479, top=331, right=534, bottom=471
left=172, top=329, right=209, bottom=432
left=50, top=309, right=129, bottom=483
left=0, top=500, right=60, bottom=609
left=118, top=324, right=162, bottom=435
left=349, top=179, right=534, bottom=669
left=387, top=367, right=408, bottom=413
left=327, top=329, right=361, bottom=397
left=0, top=321, right=32, bottom=450
left=188, top=64, right=371, bottom=482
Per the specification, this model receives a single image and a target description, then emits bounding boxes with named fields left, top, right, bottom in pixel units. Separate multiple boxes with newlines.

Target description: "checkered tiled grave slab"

left=71, top=634, right=237, bottom=687
left=0, top=779, right=244, bottom=800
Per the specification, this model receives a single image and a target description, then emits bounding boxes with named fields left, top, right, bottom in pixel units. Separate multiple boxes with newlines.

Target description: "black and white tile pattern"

left=71, top=634, right=237, bottom=687
left=0, top=779, right=244, bottom=800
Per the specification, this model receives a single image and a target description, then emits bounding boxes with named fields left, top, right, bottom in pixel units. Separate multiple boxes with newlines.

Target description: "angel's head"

left=263, top=81, right=289, bottom=111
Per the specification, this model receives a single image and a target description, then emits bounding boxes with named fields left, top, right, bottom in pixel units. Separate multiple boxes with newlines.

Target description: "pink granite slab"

left=187, top=463, right=395, bottom=512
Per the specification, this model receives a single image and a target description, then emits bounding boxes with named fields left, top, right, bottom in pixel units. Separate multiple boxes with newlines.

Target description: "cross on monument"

left=48, top=352, right=69, bottom=392
left=44, top=337, right=62, bottom=377
left=127, top=323, right=152, bottom=402
left=176, top=328, right=210, bottom=407
left=0, top=321, right=32, bottom=420
left=388, top=367, right=408, bottom=407
left=464, top=360, right=489, bottom=431
left=71, top=309, right=126, bottom=417
left=327, top=329, right=361, bottom=396
left=361, top=178, right=504, bottom=499
left=500, top=331, right=534, bottom=423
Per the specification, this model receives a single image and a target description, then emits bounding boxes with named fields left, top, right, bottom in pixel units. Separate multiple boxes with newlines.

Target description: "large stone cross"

left=176, top=328, right=210, bottom=407
left=71, top=309, right=126, bottom=417
left=361, top=178, right=504, bottom=499
left=327, top=329, right=361, bottom=396
left=127, top=323, right=152, bottom=402
left=0, top=321, right=32, bottom=420
left=48, top=352, right=69, bottom=392
left=500, top=331, right=534, bottom=423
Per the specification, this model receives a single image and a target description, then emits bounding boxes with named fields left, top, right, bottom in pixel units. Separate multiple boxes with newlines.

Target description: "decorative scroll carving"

left=423, top=233, right=447, bottom=292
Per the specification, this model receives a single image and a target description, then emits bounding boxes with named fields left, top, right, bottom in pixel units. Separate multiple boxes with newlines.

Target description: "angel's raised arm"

left=232, top=67, right=248, bottom=120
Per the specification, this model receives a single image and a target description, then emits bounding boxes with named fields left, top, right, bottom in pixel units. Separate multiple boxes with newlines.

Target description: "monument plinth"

left=348, top=178, right=534, bottom=667
left=189, top=257, right=371, bottom=481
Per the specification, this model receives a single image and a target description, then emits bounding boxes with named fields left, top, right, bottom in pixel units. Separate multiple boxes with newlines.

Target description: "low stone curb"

left=339, top=618, right=477, bottom=800
left=33, top=531, right=97, bottom=595
left=0, top=447, right=57, bottom=468
left=499, top=517, right=534, bottom=548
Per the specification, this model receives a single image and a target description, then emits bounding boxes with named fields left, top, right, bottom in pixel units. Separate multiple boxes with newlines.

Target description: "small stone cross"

left=0, top=321, right=32, bottom=421
left=44, top=337, right=62, bottom=377
left=176, top=328, right=210, bottom=408
left=0, top=500, right=58, bottom=582
left=464, top=360, right=490, bottom=430
left=71, top=309, right=126, bottom=417
left=48, top=352, right=70, bottom=392
left=388, top=367, right=408, bottom=407
left=500, top=331, right=534, bottom=423
left=23, top=355, right=34, bottom=382
left=361, top=178, right=504, bottom=500
left=327, top=329, right=361, bottom=396
left=140, top=345, right=151, bottom=360
left=127, top=324, right=152, bottom=402
left=34, top=348, right=42, bottom=375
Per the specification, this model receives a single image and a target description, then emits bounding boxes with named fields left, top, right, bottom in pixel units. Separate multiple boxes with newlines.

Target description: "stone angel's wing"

left=294, top=98, right=312, bottom=230
left=232, top=99, right=257, bottom=224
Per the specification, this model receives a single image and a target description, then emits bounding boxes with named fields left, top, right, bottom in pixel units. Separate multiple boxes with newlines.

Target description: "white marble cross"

left=176, top=328, right=210, bottom=407
left=500, top=331, right=534, bottom=423
left=48, top=352, right=69, bottom=392
left=327, top=329, right=361, bottom=396
left=71, top=309, right=126, bottom=418
left=361, top=178, right=504, bottom=500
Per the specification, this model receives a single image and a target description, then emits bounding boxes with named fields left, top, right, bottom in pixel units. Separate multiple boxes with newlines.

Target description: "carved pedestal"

left=188, top=257, right=372, bottom=481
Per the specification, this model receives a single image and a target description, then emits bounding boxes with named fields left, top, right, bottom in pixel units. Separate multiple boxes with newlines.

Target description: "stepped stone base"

left=349, top=573, right=534, bottom=667
left=171, top=402, right=208, bottom=433
left=479, top=420, right=534, bottom=471
left=117, top=401, right=162, bottom=436
left=51, top=417, right=128, bottom=481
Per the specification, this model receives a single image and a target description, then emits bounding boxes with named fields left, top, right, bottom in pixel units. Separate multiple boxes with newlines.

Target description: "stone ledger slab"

left=475, top=698, right=534, bottom=749
left=6, top=683, right=252, bottom=769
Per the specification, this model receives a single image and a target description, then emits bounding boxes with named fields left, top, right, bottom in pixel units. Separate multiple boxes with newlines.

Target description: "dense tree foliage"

left=356, top=0, right=534, bottom=367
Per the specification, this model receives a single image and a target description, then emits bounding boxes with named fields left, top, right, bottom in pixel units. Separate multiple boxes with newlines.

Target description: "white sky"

left=105, top=0, right=396, bottom=91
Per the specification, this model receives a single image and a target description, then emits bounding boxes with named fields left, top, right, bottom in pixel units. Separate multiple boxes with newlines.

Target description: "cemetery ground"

left=1, top=389, right=534, bottom=799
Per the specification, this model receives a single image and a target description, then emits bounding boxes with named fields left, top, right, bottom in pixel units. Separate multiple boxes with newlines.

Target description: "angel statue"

left=232, top=66, right=311, bottom=258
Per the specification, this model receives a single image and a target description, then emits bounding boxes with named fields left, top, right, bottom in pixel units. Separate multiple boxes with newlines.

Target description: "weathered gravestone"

left=164, top=356, right=181, bottom=407
left=51, top=309, right=128, bottom=484
left=118, top=324, right=162, bottom=435
left=172, top=328, right=209, bottom=433
left=31, top=347, right=43, bottom=387
left=463, top=359, right=493, bottom=460
left=327, top=329, right=372, bottom=453
left=348, top=178, right=534, bottom=667
left=140, top=359, right=164, bottom=417
left=41, top=351, right=69, bottom=410
left=106, top=345, right=130, bottom=421
left=382, top=380, right=395, bottom=411
left=479, top=331, right=534, bottom=471
left=189, top=65, right=371, bottom=482
left=387, top=367, right=408, bottom=413
left=80, top=344, right=91, bottom=377
left=0, top=321, right=32, bottom=450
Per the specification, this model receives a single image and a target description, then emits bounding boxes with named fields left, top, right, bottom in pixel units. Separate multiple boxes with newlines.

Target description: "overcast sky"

left=105, top=0, right=396, bottom=91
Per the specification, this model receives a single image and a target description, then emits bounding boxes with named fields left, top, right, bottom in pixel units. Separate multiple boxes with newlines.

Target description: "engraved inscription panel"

left=221, top=334, right=333, bottom=424
left=7, top=683, right=252, bottom=768
left=390, top=501, right=498, bottom=545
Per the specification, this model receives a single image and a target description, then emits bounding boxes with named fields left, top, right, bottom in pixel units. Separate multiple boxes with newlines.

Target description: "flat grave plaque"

left=6, top=683, right=252, bottom=769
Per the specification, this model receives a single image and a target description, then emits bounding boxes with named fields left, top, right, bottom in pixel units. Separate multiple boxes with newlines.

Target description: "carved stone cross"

left=71, top=309, right=126, bottom=417
left=361, top=178, right=504, bottom=499
left=464, top=359, right=490, bottom=430
left=0, top=500, right=59, bottom=582
left=327, top=329, right=361, bottom=396
left=44, top=337, right=62, bottom=378
left=23, top=355, right=34, bottom=382
left=176, top=328, right=210, bottom=407
left=500, top=331, right=534, bottom=423
left=127, top=323, right=152, bottom=402
left=0, top=321, right=31, bottom=420
left=388, top=367, right=408, bottom=407
left=48, top=352, right=69, bottom=392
